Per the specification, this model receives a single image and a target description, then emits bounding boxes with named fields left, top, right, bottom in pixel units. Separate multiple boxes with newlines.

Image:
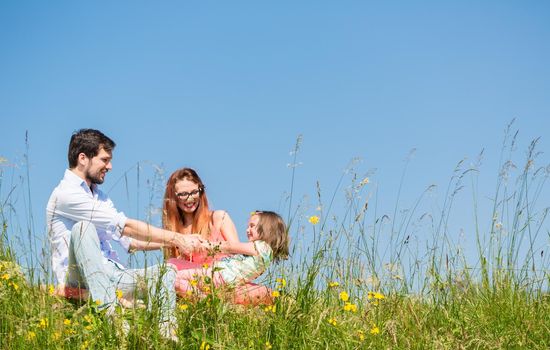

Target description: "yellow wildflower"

left=26, top=331, right=36, bottom=340
left=202, top=263, right=209, bottom=269
left=357, top=330, right=365, bottom=341
left=81, top=340, right=89, bottom=349
left=264, top=305, right=276, bottom=313
left=9, top=281, right=18, bottom=290
left=85, top=325, right=93, bottom=331
left=39, top=318, right=48, bottom=329
left=328, top=281, right=339, bottom=288
left=115, top=289, right=123, bottom=300
left=186, top=290, right=193, bottom=297
left=48, top=285, right=55, bottom=295
left=94, top=300, right=102, bottom=306
left=367, top=291, right=385, bottom=300
left=339, top=291, right=349, bottom=302
left=308, top=215, right=320, bottom=225
left=64, top=319, right=71, bottom=326
left=276, top=278, right=286, bottom=288
left=271, top=290, right=280, bottom=298
left=52, top=331, right=61, bottom=340
left=327, top=318, right=337, bottom=326
left=179, top=303, right=189, bottom=311
left=370, top=325, right=380, bottom=335
left=84, top=315, right=93, bottom=323
left=190, top=279, right=198, bottom=287
left=200, top=341, right=210, bottom=350
left=1, top=273, right=10, bottom=280
left=343, top=302, right=357, bottom=313
left=265, top=341, right=273, bottom=349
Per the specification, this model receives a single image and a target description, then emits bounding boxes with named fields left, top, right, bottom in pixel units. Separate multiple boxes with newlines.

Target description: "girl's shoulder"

left=253, top=240, right=273, bottom=254
left=252, top=240, right=273, bottom=265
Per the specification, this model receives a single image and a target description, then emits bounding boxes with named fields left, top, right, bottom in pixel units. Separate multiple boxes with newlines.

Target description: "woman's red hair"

left=162, top=168, right=212, bottom=258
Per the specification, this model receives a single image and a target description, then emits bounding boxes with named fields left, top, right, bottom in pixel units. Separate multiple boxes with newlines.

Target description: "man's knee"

left=162, top=264, right=177, bottom=285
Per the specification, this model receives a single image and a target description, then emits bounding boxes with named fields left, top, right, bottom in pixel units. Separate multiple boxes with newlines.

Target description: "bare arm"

left=123, top=218, right=199, bottom=254
left=128, top=239, right=165, bottom=251
left=205, top=240, right=258, bottom=256
left=213, top=210, right=240, bottom=243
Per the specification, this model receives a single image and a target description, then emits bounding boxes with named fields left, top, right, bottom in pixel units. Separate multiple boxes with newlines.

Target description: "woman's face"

left=174, top=178, right=201, bottom=214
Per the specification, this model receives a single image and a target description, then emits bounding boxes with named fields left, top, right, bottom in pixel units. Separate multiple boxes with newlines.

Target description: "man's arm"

left=128, top=239, right=165, bottom=251
left=123, top=218, right=199, bottom=255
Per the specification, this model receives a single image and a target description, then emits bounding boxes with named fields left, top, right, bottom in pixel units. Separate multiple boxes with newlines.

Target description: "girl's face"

left=246, top=214, right=261, bottom=241
left=174, top=178, right=201, bottom=214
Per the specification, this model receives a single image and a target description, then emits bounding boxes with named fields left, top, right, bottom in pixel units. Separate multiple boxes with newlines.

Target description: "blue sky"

left=1, top=1, right=549, bottom=272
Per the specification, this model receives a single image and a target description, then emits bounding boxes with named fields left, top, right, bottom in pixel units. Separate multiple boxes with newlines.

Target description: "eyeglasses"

left=175, top=188, right=202, bottom=200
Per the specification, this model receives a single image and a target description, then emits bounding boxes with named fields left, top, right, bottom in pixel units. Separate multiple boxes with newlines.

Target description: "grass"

left=1, top=123, right=549, bottom=349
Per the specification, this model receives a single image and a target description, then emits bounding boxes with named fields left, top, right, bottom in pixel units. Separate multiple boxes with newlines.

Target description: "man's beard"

left=86, top=170, right=105, bottom=185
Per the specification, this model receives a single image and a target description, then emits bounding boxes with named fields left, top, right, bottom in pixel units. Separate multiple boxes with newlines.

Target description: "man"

left=46, top=128, right=195, bottom=340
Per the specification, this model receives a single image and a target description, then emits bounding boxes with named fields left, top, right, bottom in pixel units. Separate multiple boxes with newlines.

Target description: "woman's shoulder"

left=211, top=210, right=232, bottom=227
left=212, top=209, right=230, bottom=220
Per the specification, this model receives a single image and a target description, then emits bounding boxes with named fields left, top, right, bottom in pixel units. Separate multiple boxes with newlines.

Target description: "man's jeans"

left=67, top=221, right=176, bottom=324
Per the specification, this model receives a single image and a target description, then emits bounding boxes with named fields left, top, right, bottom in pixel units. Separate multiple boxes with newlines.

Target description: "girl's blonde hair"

left=254, top=211, right=289, bottom=262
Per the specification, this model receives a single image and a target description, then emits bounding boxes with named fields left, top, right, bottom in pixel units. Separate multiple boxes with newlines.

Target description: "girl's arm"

left=212, top=210, right=239, bottom=243
left=203, top=240, right=258, bottom=256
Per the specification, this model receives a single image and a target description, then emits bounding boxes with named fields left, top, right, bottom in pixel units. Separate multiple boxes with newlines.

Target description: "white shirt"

left=46, top=169, right=131, bottom=285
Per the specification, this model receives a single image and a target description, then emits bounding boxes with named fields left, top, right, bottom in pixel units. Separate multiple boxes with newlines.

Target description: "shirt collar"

left=63, top=169, right=97, bottom=194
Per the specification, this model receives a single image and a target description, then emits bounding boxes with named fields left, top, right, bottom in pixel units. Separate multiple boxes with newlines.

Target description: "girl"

left=169, top=211, right=289, bottom=294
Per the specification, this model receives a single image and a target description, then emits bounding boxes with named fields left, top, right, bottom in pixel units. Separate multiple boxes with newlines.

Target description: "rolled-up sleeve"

left=108, top=212, right=131, bottom=251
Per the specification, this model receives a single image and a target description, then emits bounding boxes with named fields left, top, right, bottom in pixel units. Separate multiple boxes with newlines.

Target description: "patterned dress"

left=215, top=240, right=273, bottom=285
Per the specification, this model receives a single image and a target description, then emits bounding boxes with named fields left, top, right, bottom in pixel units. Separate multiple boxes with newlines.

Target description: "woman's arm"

left=212, top=210, right=240, bottom=243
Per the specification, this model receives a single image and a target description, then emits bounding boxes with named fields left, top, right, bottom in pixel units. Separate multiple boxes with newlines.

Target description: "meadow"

left=1, top=126, right=549, bottom=349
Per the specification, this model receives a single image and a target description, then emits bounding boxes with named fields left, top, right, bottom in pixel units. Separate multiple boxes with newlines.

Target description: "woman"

left=163, top=167, right=238, bottom=263
left=163, top=168, right=272, bottom=305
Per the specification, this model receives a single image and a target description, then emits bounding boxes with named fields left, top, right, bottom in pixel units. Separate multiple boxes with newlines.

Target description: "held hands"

left=172, top=234, right=203, bottom=255
left=198, top=238, right=222, bottom=254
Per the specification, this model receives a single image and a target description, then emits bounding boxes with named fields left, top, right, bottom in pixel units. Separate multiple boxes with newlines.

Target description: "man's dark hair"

left=68, top=129, right=116, bottom=168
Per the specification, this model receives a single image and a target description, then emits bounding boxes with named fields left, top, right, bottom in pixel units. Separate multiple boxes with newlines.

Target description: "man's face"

left=83, top=148, right=112, bottom=185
